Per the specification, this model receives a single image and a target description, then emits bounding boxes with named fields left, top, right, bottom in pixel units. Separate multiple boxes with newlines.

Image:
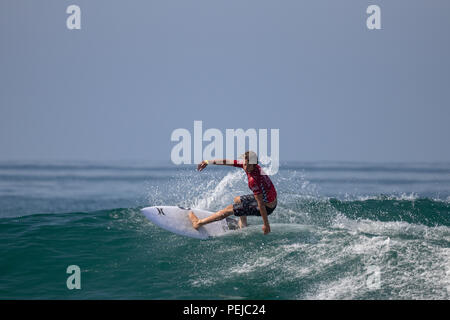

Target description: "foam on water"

left=1, top=161, right=449, bottom=299
left=192, top=170, right=245, bottom=210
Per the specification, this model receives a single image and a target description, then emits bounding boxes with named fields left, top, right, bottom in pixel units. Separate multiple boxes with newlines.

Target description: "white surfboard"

left=141, top=206, right=238, bottom=239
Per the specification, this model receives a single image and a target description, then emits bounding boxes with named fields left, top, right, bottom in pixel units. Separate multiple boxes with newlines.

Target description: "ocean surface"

left=0, top=161, right=449, bottom=300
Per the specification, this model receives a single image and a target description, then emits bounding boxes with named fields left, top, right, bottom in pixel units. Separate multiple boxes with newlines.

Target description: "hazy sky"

left=1, top=0, right=449, bottom=163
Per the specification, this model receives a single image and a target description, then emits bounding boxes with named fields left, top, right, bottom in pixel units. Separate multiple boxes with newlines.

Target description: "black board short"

left=232, top=194, right=277, bottom=217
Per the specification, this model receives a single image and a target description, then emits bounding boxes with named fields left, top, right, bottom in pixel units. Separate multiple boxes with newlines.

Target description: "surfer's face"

left=243, top=159, right=256, bottom=173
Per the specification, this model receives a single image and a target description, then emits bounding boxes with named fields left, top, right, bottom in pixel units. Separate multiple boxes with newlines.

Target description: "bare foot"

left=189, top=211, right=201, bottom=230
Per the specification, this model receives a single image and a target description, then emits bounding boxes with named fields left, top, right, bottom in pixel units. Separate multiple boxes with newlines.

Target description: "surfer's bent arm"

left=197, top=159, right=236, bottom=171
left=254, top=193, right=271, bottom=235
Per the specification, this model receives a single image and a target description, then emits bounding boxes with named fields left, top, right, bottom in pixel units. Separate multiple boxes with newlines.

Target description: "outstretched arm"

left=197, top=159, right=236, bottom=171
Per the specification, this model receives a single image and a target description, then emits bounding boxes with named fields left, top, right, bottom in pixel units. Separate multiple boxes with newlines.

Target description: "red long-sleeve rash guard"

left=233, top=160, right=277, bottom=203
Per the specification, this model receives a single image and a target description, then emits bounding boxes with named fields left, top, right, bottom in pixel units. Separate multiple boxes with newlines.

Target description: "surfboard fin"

left=225, top=217, right=239, bottom=230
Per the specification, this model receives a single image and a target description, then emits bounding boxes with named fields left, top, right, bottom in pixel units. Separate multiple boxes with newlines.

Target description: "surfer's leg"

left=233, top=196, right=248, bottom=228
left=238, top=216, right=248, bottom=228
left=189, top=205, right=234, bottom=229
left=233, top=194, right=263, bottom=229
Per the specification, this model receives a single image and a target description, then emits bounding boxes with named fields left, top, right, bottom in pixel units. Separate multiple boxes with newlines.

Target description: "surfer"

left=188, top=151, right=277, bottom=235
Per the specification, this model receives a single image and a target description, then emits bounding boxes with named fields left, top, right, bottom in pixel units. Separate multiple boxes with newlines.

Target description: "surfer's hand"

left=262, top=224, right=271, bottom=235
left=197, top=160, right=208, bottom=171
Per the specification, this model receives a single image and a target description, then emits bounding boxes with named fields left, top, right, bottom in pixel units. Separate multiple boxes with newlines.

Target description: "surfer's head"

left=242, top=151, right=258, bottom=173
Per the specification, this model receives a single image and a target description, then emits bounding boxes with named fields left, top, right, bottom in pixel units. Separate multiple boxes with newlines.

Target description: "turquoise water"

left=0, top=161, right=449, bottom=299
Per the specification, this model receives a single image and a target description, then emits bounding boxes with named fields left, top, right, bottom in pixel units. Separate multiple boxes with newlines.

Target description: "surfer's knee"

left=215, top=207, right=233, bottom=221
left=225, top=204, right=234, bottom=213
left=218, top=204, right=234, bottom=218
